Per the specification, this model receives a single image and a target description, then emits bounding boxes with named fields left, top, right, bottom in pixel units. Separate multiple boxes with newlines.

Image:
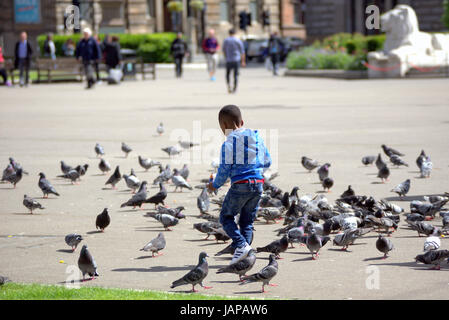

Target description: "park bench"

left=35, top=58, right=83, bottom=83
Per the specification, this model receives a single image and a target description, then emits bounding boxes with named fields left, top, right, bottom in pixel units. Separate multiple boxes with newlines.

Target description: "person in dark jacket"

left=104, top=35, right=122, bottom=71
left=267, top=32, right=284, bottom=76
left=14, top=31, right=33, bottom=87
left=170, top=32, right=188, bottom=78
left=75, top=28, right=101, bottom=89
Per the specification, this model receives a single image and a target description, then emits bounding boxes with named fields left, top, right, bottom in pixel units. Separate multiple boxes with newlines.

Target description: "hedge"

left=313, top=32, right=386, bottom=55
left=37, top=33, right=177, bottom=63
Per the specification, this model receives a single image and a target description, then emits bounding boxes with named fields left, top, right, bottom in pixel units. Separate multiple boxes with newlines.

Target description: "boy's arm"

left=211, top=142, right=232, bottom=189
left=259, top=137, right=272, bottom=168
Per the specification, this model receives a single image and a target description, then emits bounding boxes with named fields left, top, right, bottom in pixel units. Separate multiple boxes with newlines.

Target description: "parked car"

left=246, top=38, right=268, bottom=63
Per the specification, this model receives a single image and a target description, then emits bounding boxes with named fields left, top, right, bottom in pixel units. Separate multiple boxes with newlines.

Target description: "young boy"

left=208, top=105, right=272, bottom=264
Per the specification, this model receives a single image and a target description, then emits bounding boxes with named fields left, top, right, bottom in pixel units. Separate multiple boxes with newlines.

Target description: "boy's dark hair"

left=229, top=28, right=236, bottom=35
left=219, top=105, right=242, bottom=126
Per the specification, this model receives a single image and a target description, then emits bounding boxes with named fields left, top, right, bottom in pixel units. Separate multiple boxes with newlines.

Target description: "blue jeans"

left=219, top=180, right=263, bottom=249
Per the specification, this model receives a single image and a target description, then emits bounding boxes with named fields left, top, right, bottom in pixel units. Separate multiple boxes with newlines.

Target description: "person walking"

left=104, top=35, right=122, bottom=71
left=62, top=38, right=75, bottom=57
left=267, top=32, right=284, bottom=76
left=93, top=34, right=103, bottom=84
left=222, top=29, right=245, bottom=94
left=0, top=45, right=12, bottom=86
left=14, top=31, right=33, bottom=87
left=170, top=32, right=188, bottom=78
left=202, top=29, right=219, bottom=81
left=75, top=28, right=101, bottom=89
left=43, top=33, right=56, bottom=60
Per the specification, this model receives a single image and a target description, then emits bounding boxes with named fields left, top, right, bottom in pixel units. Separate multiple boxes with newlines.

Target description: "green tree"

left=443, top=0, right=449, bottom=30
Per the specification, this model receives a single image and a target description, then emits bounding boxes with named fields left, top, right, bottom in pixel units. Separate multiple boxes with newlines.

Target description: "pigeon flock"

left=1, top=141, right=449, bottom=296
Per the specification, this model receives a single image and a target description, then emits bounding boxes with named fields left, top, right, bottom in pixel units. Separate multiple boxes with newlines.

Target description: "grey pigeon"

left=157, top=122, right=164, bottom=135
left=306, top=229, right=327, bottom=259
left=78, top=245, right=99, bottom=280
left=333, top=228, right=361, bottom=251
left=375, top=153, right=387, bottom=170
left=105, top=165, right=121, bottom=189
left=217, top=249, right=257, bottom=281
left=420, top=156, right=432, bottom=178
left=382, top=144, right=404, bottom=157
left=170, top=252, right=211, bottom=292
left=154, top=205, right=186, bottom=219
left=340, top=185, right=355, bottom=198
left=178, top=139, right=199, bottom=149
left=376, top=234, right=394, bottom=258
left=1, top=163, right=15, bottom=182
left=9, top=158, right=28, bottom=175
left=197, top=188, right=210, bottom=214
left=322, top=177, right=334, bottom=192
left=96, top=208, right=110, bottom=232
left=362, top=155, right=376, bottom=166
left=424, top=236, right=441, bottom=252
left=95, top=143, right=105, bottom=157
left=38, top=172, right=60, bottom=198
left=208, top=227, right=231, bottom=243
left=389, top=154, right=408, bottom=167
left=193, top=221, right=222, bottom=240
left=415, top=249, right=449, bottom=270
left=240, top=253, right=278, bottom=293
left=4, top=168, right=23, bottom=188
left=23, top=194, right=44, bottom=214
left=60, top=161, right=73, bottom=174
left=120, top=181, right=148, bottom=209
left=140, top=232, right=166, bottom=257
left=179, top=164, right=189, bottom=180
left=377, top=165, right=390, bottom=183
left=57, top=168, right=81, bottom=184
left=172, top=168, right=193, bottom=192
left=407, top=221, right=441, bottom=237
left=145, top=183, right=167, bottom=208
left=121, top=142, right=132, bottom=158
left=256, top=235, right=289, bottom=259
left=76, top=164, right=89, bottom=176
left=317, top=163, right=330, bottom=182
left=162, top=145, right=181, bottom=157
left=153, top=165, right=172, bottom=185
left=65, top=234, right=83, bottom=251
left=123, top=173, right=141, bottom=193
left=391, top=179, right=410, bottom=197
left=258, top=207, right=283, bottom=224
left=301, top=156, right=320, bottom=172
left=416, top=150, right=426, bottom=170
left=286, top=226, right=306, bottom=248
left=150, top=213, right=179, bottom=231
left=410, top=199, right=448, bottom=219
left=138, top=156, right=160, bottom=171
left=98, top=158, right=111, bottom=174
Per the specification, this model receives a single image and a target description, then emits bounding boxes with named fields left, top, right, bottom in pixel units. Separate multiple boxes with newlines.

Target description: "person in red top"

left=0, top=46, right=11, bottom=86
left=202, top=29, right=219, bottom=81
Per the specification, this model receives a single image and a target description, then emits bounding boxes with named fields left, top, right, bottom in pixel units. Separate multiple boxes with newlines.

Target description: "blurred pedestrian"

left=0, top=45, right=12, bottom=86
left=104, top=35, right=122, bottom=71
left=170, top=32, right=188, bottom=78
left=267, top=32, right=284, bottom=76
left=62, top=38, right=75, bottom=57
left=75, top=28, right=101, bottom=89
left=14, top=31, right=33, bottom=87
left=93, top=34, right=102, bottom=83
left=202, top=29, right=219, bottom=81
left=43, top=33, right=56, bottom=60
left=222, top=29, right=245, bottom=94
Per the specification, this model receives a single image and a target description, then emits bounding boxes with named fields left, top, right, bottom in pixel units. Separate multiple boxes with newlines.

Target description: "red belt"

left=234, top=179, right=265, bottom=184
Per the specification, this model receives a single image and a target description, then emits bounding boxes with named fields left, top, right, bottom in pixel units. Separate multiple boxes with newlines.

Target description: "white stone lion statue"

left=367, top=5, right=449, bottom=78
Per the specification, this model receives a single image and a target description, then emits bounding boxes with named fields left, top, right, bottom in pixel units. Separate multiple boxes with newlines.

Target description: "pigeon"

left=95, top=208, right=110, bottom=232
left=389, top=154, right=409, bottom=167
left=333, top=228, right=361, bottom=251
left=208, top=227, right=231, bottom=243
left=170, top=252, right=211, bottom=292
left=153, top=165, right=172, bottom=185
left=420, top=156, right=432, bottom=178
left=179, top=164, right=189, bottom=180
left=38, top=172, right=60, bottom=198
left=138, top=156, right=160, bottom=171
left=322, top=177, right=334, bottom=192
left=95, top=143, right=105, bottom=157
left=121, top=142, right=132, bottom=158
left=145, top=183, right=167, bottom=208
left=382, top=144, right=404, bottom=157
left=377, top=165, right=390, bottom=183
left=172, top=169, right=193, bottom=192
left=262, top=169, right=279, bottom=181
left=215, top=244, right=235, bottom=256
left=317, top=163, right=330, bottom=182
left=405, top=213, right=426, bottom=223
left=154, top=205, right=186, bottom=219
left=98, top=158, right=111, bottom=174
left=140, top=232, right=166, bottom=257
left=76, top=164, right=89, bottom=177
left=178, top=139, right=199, bottom=149
left=105, top=165, right=121, bottom=189
left=258, top=207, right=283, bottom=224
left=150, top=213, right=179, bottom=231
left=306, top=229, right=330, bottom=259
left=340, top=185, right=355, bottom=198
left=9, top=158, right=28, bottom=175
left=60, top=161, right=73, bottom=174
left=410, top=199, right=448, bottom=220
left=23, top=194, right=44, bottom=214
left=256, top=235, right=289, bottom=259
left=425, top=196, right=449, bottom=204
left=286, top=226, right=306, bottom=248
left=240, top=253, right=278, bottom=293
left=407, top=221, right=441, bottom=237
left=416, top=150, right=426, bottom=170
left=193, top=221, right=222, bottom=240
left=157, top=122, right=164, bottom=135
left=123, top=173, right=141, bottom=193
left=376, top=234, right=394, bottom=258
left=415, top=250, right=449, bottom=270
left=1, top=163, right=15, bottom=182
left=0, top=276, right=11, bottom=286
left=162, top=145, right=181, bottom=157
left=120, top=181, right=148, bottom=209
left=217, top=249, right=257, bottom=281
left=424, top=235, right=441, bottom=252
left=301, top=156, right=320, bottom=172
left=197, top=188, right=210, bottom=214
left=4, top=168, right=23, bottom=187
left=375, top=153, right=387, bottom=170
left=57, top=168, right=81, bottom=184
left=65, top=234, right=83, bottom=251
left=78, top=245, right=99, bottom=280
left=391, top=179, right=410, bottom=197
left=362, top=155, right=376, bottom=166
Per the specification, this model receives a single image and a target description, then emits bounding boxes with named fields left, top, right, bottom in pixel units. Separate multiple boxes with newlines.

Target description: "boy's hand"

left=207, top=182, right=216, bottom=193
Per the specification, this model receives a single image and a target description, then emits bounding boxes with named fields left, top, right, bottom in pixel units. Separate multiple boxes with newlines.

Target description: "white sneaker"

left=230, top=243, right=251, bottom=264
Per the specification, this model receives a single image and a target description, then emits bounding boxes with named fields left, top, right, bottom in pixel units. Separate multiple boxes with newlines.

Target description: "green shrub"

left=443, top=0, right=449, bottom=30
left=315, top=32, right=385, bottom=55
left=345, top=41, right=357, bottom=54
left=286, top=52, right=309, bottom=69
